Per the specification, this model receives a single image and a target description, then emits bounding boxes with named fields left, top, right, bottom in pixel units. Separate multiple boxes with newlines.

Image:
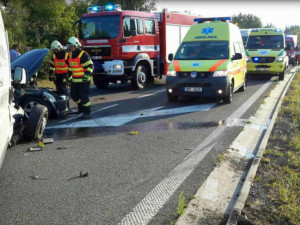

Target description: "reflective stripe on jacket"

left=53, top=53, right=69, bottom=74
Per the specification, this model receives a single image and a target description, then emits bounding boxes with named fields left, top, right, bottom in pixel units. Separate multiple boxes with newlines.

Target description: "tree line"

left=1, top=0, right=156, bottom=53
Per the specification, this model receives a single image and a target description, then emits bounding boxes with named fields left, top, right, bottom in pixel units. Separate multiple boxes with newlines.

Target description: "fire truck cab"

left=76, top=4, right=197, bottom=90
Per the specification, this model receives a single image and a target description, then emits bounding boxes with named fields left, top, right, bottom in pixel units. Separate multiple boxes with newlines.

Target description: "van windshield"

left=79, top=15, right=120, bottom=39
left=174, top=41, right=229, bottom=60
left=246, top=35, right=283, bottom=49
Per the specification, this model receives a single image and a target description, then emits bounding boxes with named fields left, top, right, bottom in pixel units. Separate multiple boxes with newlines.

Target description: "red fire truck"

left=285, top=34, right=298, bottom=66
left=75, top=4, right=198, bottom=89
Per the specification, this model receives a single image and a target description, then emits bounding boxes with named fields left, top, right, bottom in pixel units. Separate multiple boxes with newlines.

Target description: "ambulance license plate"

left=256, top=68, right=269, bottom=71
left=184, top=87, right=202, bottom=92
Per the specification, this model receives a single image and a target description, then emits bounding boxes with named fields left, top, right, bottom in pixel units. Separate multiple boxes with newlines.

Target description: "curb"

left=226, top=67, right=299, bottom=225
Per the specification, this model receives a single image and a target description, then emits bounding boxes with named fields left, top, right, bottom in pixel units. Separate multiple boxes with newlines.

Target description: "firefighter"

left=67, top=37, right=94, bottom=119
left=49, top=40, right=69, bottom=96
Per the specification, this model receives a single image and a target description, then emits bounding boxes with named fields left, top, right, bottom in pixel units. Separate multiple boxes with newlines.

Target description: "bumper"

left=247, top=61, right=284, bottom=74
left=166, top=76, right=230, bottom=98
left=93, top=60, right=124, bottom=75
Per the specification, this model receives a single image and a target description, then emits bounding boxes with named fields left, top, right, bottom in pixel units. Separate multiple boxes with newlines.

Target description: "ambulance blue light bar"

left=194, top=17, right=231, bottom=23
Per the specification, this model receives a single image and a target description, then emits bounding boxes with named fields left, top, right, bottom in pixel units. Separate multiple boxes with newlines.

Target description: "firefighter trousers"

left=54, top=74, right=68, bottom=96
left=70, top=81, right=91, bottom=115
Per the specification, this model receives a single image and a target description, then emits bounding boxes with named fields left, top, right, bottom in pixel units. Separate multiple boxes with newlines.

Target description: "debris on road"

left=27, top=147, right=43, bottom=152
left=67, top=171, right=89, bottom=182
left=42, top=138, right=54, bottom=144
left=38, top=141, right=45, bottom=147
left=129, top=131, right=139, bottom=135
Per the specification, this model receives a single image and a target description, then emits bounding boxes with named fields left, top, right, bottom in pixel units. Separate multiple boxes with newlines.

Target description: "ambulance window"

left=123, top=17, right=131, bottom=37
left=231, top=42, right=236, bottom=58
left=234, top=42, right=242, bottom=54
left=137, top=19, right=144, bottom=34
left=145, top=20, right=155, bottom=35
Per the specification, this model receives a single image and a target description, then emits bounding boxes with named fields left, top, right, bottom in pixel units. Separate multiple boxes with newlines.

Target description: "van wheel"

left=93, top=76, right=109, bottom=89
left=167, top=93, right=179, bottom=102
left=279, top=72, right=284, bottom=81
left=239, top=75, right=247, bottom=92
left=132, top=64, right=148, bottom=90
left=22, top=97, right=52, bottom=119
left=223, top=82, right=233, bottom=104
left=24, top=104, right=48, bottom=140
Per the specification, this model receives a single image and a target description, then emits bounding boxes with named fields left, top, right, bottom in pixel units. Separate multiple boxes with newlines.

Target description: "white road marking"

left=119, top=80, right=273, bottom=225
left=58, top=104, right=118, bottom=123
left=137, top=89, right=165, bottom=98
left=47, top=104, right=216, bottom=129
left=92, top=103, right=118, bottom=113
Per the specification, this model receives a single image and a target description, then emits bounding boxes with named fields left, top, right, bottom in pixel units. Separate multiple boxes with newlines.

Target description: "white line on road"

left=119, top=80, right=274, bottom=225
left=58, top=104, right=118, bottom=123
left=137, top=89, right=165, bottom=98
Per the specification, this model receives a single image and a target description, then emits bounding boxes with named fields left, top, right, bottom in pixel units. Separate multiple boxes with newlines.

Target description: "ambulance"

left=166, top=17, right=246, bottom=104
left=245, top=28, right=288, bottom=80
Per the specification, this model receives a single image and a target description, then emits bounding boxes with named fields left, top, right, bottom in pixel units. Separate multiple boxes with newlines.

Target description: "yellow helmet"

left=67, top=37, right=81, bottom=48
left=50, top=40, right=63, bottom=51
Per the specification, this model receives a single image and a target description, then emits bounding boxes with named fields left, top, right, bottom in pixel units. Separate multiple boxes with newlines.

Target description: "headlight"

left=113, top=65, right=122, bottom=69
left=213, top=70, right=229, bottom=77
left=246, top=56, right=251, bottom=62
left=43, top=92, right=56, bottom=103
left=167, top=70, right=176, bottom=76
left=277, top=56, right=284, bottom=62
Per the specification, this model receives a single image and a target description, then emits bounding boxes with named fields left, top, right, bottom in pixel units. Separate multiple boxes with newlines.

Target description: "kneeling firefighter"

left=49, top=40, right=69, bottom=96
left=67, top=37, right=94, bottom=119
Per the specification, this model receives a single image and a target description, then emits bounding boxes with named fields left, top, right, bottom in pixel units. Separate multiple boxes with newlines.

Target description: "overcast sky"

left=156, top=0, right=300, bottom=28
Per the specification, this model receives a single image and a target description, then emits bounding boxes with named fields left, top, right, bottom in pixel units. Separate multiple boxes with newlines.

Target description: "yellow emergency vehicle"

left=166, top=17, right=247, bottom=104
left=245, top=28, right=288, bottom=80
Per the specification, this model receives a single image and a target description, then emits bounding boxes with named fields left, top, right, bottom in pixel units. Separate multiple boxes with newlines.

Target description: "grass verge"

left=240, top=72, right=300, bottom=225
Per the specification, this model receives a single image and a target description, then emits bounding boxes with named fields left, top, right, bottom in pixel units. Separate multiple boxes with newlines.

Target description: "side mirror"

left=12, top=67, right=27, bottom=84
left=168, top=53, right=174, bottom=61
left=233, top=53, right=242, bottom=60
left=72, top=19, right=81, bottom=26
left=130, top=19, right=137, bottom=36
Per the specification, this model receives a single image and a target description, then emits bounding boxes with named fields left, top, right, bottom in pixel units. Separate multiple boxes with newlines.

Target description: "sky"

left=156, top=0, right=300, bottom=29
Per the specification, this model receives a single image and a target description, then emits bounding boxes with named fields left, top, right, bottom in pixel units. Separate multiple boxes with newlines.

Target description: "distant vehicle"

left=285, top=34, right=298, bottom=66
left=11, top=49, right=69, bottom=119
left=166, top=17, right=247, bottom=104
left=0, top=11, right=48, bottom=168
left=240, top=29, right=251, bottom=46
left=74, top=4, right=199, bottom=90
left=245, top=28, right=288, bottom=81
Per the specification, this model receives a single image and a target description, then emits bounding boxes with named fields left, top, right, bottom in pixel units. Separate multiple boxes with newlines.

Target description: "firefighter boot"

left=76, top=103, right=83, bottom=114
left=81, top=105, right=91, bottom=120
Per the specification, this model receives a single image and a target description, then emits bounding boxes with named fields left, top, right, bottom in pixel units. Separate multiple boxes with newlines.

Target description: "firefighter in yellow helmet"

left=49, top=40, right=69, bottom=96
left=67, top=37, right=94, bottom=119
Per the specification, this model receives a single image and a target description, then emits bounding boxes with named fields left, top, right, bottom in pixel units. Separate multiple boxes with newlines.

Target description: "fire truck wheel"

left=132, top=64, right=148, bottom=90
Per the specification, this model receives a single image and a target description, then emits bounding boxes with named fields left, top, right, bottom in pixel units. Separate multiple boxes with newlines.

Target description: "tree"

left=263, top=23, right=276, bottom=28
left=232, top=13, right=262, bottom=29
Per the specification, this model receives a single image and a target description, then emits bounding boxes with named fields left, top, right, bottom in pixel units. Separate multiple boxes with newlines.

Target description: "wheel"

left=21, top=97, right=52, bottom=119
left=239, top=75, right=247, bottom=92
left=23, top=104, right=48, bottom=140
left=167, top=92, right=179, bottom=102
left=279, top=71, right=284, bottom=81
left=223, top=82, right=233, bottom=104
left=93, top=76, right=109, bottom=89
left=131, top=64, right=148, bottom=90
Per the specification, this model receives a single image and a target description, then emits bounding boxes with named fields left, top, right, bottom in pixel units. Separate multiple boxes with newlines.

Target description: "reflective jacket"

left=53, top=52, right=69, bottom=74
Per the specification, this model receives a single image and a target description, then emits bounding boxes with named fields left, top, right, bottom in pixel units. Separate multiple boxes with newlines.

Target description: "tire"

left=167, top=92, right=179, bottom=102
left=21, top=97, right=52, bottom=119
left=239, top=75, right=247, bottom=92
left=93, top=76, right=109, bottom=89
left=24, top=104, right=48, bottom=140
left=223, top=82, right=233, bottom=104
left=279, top=71, right=284, bottom=81
left=131, top=64, right=148, bottom=90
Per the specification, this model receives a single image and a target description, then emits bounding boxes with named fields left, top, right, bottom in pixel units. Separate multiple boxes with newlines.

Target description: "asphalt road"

left=0, top=74, right=282, bottom=225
